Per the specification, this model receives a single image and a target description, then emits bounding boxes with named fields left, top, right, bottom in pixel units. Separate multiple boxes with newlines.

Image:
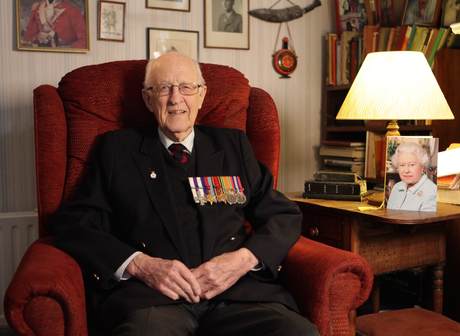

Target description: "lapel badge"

left=149, top=170, right=157, bottom=179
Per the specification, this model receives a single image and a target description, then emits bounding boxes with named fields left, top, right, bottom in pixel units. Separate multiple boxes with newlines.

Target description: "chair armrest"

left=4, top=238, right=88, bottom=336
left=282, top=236, right=373, bottom=336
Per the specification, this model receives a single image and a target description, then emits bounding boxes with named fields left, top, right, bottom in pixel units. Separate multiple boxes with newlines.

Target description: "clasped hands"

left=126, top=248, right=259, bottom=303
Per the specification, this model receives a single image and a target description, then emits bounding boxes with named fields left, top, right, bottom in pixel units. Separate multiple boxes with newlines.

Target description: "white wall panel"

left=0, top=0, right=332, bottom=212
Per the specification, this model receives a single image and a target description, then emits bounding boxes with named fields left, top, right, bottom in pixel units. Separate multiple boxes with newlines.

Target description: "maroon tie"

left=168, top=143, right=190, bottom=164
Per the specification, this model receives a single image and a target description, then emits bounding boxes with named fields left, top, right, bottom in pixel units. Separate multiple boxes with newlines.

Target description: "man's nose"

left=168, top=86, right=182, bottom=104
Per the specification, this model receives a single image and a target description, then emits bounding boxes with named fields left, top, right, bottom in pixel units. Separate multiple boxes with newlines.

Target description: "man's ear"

left=198, top=85, right=207, bottom=108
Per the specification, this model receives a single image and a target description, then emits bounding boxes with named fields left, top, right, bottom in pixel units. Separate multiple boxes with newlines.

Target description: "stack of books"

left=319, top=140, right=365, bottom=177
left=305, top=140, right=368, bottom=201
left=437, top=144, right=460, bottom=205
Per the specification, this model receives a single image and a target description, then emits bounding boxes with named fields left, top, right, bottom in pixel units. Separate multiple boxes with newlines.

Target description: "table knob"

left=308, top=226, right=319, bottom=238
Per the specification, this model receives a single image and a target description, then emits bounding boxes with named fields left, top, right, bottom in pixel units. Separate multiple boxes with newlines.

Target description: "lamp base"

left=385, top=120, right=400, bottom=137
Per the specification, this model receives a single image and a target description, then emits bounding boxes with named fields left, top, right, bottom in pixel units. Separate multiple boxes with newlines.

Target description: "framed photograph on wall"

left=402, top=0, right=442, bottom=26
left=335, top=0, right=367, bottom=36
left=441, top=0, right=460, bottom=26
left=98, top=1, right=126, bottom=42
left=16, top=0, right=89, bottom=53
left=384, top=136, right=439, bottom=212
left=147, top=28, right=199, bottom=60
left=204, top=0, right=249, bottom=49
left=146, top=0, right=190, bottom=12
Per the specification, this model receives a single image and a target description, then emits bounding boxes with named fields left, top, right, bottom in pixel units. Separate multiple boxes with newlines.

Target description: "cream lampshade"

left=336, top=51, right=454, bottom=136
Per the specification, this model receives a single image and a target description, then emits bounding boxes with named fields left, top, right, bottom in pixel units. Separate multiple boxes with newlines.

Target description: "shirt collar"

left=157, top=128, right=194, bottom=154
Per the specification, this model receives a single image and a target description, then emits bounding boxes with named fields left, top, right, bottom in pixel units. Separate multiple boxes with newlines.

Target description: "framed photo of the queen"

left=385, top=136, right=439, bottom=212
left=147, top=28, right=199, bottom=60
left=98, top=1, right=125, bottom=42
left=16, top=0, right=89, bottom=53
left=204, top=0, right=249, bottom=49
left=146, top=0, right=190, bottom=12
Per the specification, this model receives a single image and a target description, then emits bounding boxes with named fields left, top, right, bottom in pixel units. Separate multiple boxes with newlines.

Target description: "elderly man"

left=50, top=52, right=318, bottom=335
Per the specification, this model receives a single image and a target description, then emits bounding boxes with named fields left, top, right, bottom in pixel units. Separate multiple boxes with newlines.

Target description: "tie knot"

left=168, top=143, right=190, bottom=164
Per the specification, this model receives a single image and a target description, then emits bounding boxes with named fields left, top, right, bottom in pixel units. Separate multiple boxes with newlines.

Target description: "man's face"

left=223, top=0, right=235, bottom=12
left=143, top=54, right=206, bottom=142
left=397, top=152, right=424, bottom=186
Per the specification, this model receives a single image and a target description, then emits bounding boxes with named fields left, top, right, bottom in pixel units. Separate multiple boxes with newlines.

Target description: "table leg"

left=433, top=263, right=444, bottom=313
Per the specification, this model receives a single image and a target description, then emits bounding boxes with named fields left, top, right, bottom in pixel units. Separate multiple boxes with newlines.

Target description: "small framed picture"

left=146, top=0, right=190, bottom=12
left=441, top=0, right=460, bottom=26
left=147, top=28, right=199, bottom=60
left=402, top=0, right=442, bottom=26
left=335, top=0, right=367, bottom=35
left=385, top=136, right=439, bottom=212
left=16, top=0, right=89, bottom=53
left=98, top=1, right=126, bottom=42
left=204, top=0, right=249, bottom=49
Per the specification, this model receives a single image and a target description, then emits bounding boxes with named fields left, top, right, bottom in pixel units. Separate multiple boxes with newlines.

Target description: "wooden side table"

left=287, top=193, right=460, bottom=314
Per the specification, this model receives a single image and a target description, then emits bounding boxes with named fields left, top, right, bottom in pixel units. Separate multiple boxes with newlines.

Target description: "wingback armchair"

left=5, top=60, right=373, bottom=336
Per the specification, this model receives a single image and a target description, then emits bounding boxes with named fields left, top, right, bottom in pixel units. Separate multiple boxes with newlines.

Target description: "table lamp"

left=336, top=51, right=454, bottom=137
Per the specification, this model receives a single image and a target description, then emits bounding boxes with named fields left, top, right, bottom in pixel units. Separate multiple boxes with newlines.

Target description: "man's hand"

left=192, top=248, right=258, bottom=300
left=126, top=253, right=201, bottom=303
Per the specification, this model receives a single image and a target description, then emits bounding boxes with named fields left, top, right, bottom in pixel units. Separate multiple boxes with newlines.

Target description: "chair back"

left=33, top=60, right=280, bottom=235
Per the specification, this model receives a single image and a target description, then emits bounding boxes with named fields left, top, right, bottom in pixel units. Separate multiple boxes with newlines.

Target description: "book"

left=320, top=145, right=365, bottom=159
left=437, top=174, right=460, bottom=189
left=364, top=131, right=385, bottom=179
left=304, top=180, right=365, bottom=196
left=321, top=140, right=365, bottom=147
left=437, top=188, right=460, bottom=205
left=323, top=157, right=365, bottom=175
left=313, top=170, right=359, bottom=182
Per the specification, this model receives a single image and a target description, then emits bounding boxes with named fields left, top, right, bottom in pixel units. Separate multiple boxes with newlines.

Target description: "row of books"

left=319, top=140, right=365, bottom=176
left=326, top=24, right=454, bottom=86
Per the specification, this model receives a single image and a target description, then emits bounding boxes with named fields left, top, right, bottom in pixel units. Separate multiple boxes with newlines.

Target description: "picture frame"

left=204, top=0, right=249, bottom=50
left=147, top=28, right=199, bottom=60
left=146, top=0, right=190, bottom=12
left=402, top=0, right=442, bottom=26
left=384, top=136, right=439, bottom=212
left=16, top=0, right=89, bottom=53
left=98, top=0, right=126, bottom=42
left=335, top=0, right=367, bottom=36
left=441, top=0, right=460, bottom=27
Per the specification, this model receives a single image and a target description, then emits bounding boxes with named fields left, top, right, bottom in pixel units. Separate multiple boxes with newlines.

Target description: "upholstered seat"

left=5, top=60, right=373, bottom=336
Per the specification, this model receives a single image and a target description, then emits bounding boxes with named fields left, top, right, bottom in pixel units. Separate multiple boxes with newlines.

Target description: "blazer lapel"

left=131, top=133, right=189, bottom=264
left=194, top=129, right=225, bottom=261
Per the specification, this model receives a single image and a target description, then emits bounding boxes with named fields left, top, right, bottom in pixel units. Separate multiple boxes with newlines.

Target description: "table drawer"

left=301, top=210, right=348, bottom=248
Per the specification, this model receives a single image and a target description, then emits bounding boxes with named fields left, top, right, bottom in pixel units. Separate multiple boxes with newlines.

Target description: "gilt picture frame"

left=146, top=0, right=190, bottom=12
left=147, top=27, right=199, bottom=60
left=16, top=0, right=89, bottom=53
left=204, top=0, right=249, bottom=49
left=402, top=0, right=442, bottom=26
left=98, top=0, right=125, bottom=42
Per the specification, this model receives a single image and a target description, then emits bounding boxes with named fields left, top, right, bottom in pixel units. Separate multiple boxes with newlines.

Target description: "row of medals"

left=188, top=176, right=247, bottom=205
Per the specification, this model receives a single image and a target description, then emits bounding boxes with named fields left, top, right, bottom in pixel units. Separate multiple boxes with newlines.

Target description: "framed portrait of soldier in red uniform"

left=16, top=0, right=89, bottom=53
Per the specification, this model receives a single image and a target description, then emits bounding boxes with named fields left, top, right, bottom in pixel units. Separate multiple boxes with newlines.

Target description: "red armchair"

left=4, top=60, right=373, bottom=336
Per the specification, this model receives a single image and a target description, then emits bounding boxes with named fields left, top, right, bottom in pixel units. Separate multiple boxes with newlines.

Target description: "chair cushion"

left=57, top=60, right=250, bottom=198
left=357, top=308, right=460, bottom=336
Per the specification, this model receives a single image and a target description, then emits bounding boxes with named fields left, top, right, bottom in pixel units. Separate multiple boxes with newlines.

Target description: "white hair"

left=144, top=52, right=205, bottom=88
left=391, top=141, right=430, bottom=169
